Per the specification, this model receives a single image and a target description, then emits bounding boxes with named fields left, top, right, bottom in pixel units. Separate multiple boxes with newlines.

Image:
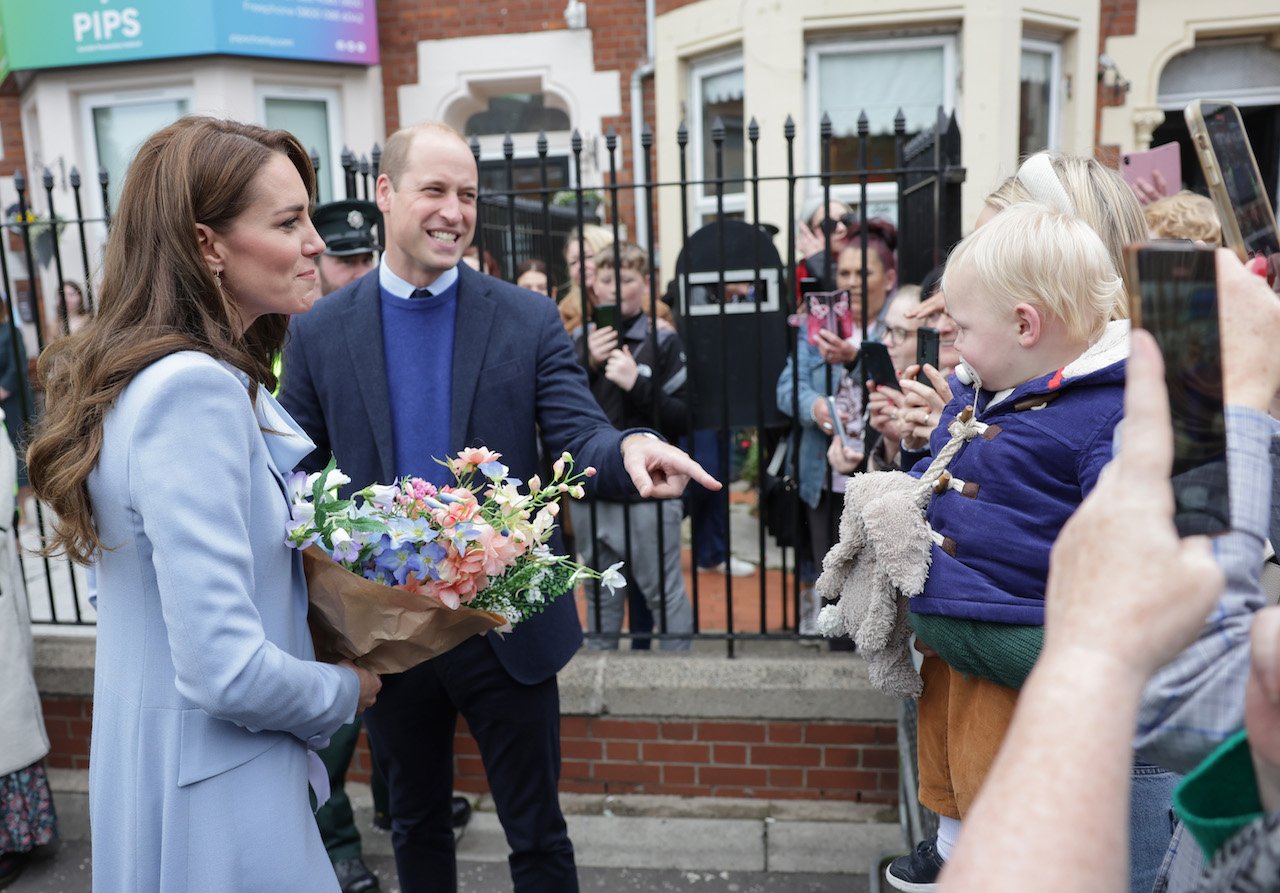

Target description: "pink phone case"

left=1122, top=142, right=1182, bottom=194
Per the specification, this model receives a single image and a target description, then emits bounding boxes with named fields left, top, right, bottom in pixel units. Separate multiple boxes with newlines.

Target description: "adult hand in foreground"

left=339, top=659, right=382, bottom=714
left=1246, top=607, right=1280, bottom=814
left=621, top=435, right=721, bottom=500
left=1217, top=248, right=1280, bottom=412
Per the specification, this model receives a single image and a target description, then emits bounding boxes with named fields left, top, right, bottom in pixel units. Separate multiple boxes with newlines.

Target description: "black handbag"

left=760, top=437, right=802, bottom=548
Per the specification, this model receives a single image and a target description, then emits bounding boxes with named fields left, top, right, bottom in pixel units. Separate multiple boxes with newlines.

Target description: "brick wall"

left=43, top=694, right=900, bottom=804
left=375, top=0, right=650, bottom=228
left=1095, top=0, right=1139, bottom=165
left=0, top=94, right=27, bottom=175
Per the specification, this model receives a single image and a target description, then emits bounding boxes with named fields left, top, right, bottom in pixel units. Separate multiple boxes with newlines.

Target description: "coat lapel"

left=343, top=276, right=396, bottom=480
left=450, top=266, right=497, bottom=453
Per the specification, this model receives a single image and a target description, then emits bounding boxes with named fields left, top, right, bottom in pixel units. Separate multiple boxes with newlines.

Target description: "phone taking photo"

left=593, top=303, right=619, bottom=330
left=859, top=340, right=901, bottom=391
left=824, top=396, right=863, bottom=454
left=1127, top=242, right=1230, bottom=536
left=916, top=327, right=940, bottom=384
left=1184, top=99, right=1280, bottom=265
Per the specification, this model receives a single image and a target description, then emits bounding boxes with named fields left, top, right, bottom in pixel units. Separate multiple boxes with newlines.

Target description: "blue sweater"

left=908, top=321, right=1128, bottom=625
left=381, top=282, right=457, bottom=487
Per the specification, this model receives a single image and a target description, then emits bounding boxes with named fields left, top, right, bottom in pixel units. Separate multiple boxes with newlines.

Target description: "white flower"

left=816, top=604, right=843, bottom=637
left=599, top=561, right=626, bottom=594
left=526, top=588, right=544, bottom=604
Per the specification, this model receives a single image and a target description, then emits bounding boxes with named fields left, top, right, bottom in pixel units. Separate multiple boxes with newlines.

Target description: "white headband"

left=1016, top=153, right=1076, bottom=216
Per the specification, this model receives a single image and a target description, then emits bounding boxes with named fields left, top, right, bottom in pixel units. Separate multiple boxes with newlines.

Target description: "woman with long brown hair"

left=26, top=116, right=379, bottom=891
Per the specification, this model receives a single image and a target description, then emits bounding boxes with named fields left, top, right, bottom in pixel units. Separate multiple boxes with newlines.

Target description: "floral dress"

left=0, top=761, right=57, bottom=856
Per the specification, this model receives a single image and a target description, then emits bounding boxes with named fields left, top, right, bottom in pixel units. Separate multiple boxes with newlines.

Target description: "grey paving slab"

left=568, top=813, right=767, bottom=871
left=767, top=819, right=904, bottom=875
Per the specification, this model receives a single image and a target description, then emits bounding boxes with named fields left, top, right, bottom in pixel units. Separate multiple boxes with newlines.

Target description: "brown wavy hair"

left=26, top=116, right=317, bottom=564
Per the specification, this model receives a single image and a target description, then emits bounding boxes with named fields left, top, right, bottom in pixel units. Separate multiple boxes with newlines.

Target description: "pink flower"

left=476, top=525, right=525, bottom=576
left=451, top=446, right=503, bottom=476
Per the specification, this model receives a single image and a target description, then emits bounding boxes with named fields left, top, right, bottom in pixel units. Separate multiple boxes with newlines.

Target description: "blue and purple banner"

left=0, top=0, right=379, bottom=81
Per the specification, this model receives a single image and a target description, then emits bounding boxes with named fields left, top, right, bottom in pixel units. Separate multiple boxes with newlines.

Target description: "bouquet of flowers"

left=285, top=447, right=624, bottom=672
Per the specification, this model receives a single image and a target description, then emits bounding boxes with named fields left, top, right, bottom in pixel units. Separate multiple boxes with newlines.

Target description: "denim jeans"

left=1129, top=760, right=1180, bottom=893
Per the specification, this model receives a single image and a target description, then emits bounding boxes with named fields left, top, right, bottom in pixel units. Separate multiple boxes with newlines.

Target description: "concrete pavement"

left=16, top=772, right=900, bottom=891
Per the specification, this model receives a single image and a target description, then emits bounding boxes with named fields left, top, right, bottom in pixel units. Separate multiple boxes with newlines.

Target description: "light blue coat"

left=86, top=352, right=359, bottom=892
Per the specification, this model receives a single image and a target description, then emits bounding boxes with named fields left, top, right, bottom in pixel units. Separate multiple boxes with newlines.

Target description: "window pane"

left=465, top=94, right=571, bottom=136
left=264, top=98, right=332, bottom=203
left=1019, top=49, right=1053, bottom=157
left=92, top=99, right=188, bottom=211
left=700, top=68, right=745, bottom=196
left=818, top=47, right=945, bottom=137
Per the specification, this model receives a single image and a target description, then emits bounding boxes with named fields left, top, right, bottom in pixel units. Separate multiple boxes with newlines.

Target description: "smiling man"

left=278, top=122, right=717, bottom=893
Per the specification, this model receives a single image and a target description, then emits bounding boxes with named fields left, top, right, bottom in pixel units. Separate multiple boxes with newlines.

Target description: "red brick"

left=642, top=742, right=710, bottom=763
left=656, top=784, right=712, bottom=798
left=750, top=745, right=821, bottom=767
left=697, top=721, right=766, bottom=743
left=561, top=739, right=603, bottom=760
left=560, top=759, right=594, bottom=780
left=663, top=764, right=696, bottom=785
left=455, top=756, right=486, bottom=777
left=661, top=721, right=695, bottom=740
left=807, top=768, right=879, bottom=792
left=560, top=717, right=590, bottom=737
left=822, top=746, right=860, bottom=768
left=768, top=767, right=804, bottom=788
left=700, top=765, right=768, bottom=787
left=712, top=743, right=747, bottom=764
left=768, top=722, right=804, bottom=743
left=593, top=719, right=659, bottom=740
left=40, top=698, right=87, bottom=717
left=560, top=780, right=606, bottom=794
left=605, top=741, right=639, bottom=762
left=807, top=724, right=873, bottom=744
left=594, top=762, right=661, bottom=784
left=860, top=748, right=899, bottom=769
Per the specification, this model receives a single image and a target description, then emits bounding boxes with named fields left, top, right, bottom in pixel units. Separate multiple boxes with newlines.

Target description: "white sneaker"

left=700, top=556, right=756, bottom=577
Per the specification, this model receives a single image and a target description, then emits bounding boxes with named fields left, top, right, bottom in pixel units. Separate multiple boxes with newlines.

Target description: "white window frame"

left=79, top=84, right=194, bottom=216
left=689, top=52, right=747, bottom=227
left=804, top=34, right=957, bottom=214
left=256, top=84, right=345, bottom=203
left=1019, top=37, right=1063, bottom=156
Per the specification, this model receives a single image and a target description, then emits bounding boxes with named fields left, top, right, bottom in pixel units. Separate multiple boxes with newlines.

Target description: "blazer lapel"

left=450, top=267, right=497, bottom=453
left=343, top=276, right=396, bottom=480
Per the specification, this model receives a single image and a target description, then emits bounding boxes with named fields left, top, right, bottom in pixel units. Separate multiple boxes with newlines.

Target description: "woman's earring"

left=214, top=269, right=224, bottom=292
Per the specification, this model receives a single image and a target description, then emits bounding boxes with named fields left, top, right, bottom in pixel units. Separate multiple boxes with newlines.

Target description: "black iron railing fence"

left=17, top=110, right=963, bottom=658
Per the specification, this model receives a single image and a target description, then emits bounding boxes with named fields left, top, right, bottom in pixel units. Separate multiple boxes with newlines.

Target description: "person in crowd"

left=0, top=305, right=34, bottom=527
left=60, top=281, right=92, bottom=336
left=572, top=242, right=695, bottom=650
left=1129, top=247, right=1280, bottom=892
left=557, top=224, right=613, bottom=333
left=314, top=200, right=381, bottom=296
left=307, top=197, right=390, bottom=893
left=776, top=220, right=898, bottom=635
left=515, top=258, right=550, bottom=296
left=796, top=199, right=854, bottom=291
left=1144, top=190, right=1222, bottom=246
left=884, top=204, right=1128, bottom=891
left=897, top=152, right=1147, bottom=457
left=461, top=243, right=499, bottom=276
left=25, top=116, right=381, bottom=891
left=937, top=326, right=1225, bottom=893
left=941, top=248, right=1280, bottom=893
left=278, top=121, right=716, bottom=893
left=0, top=414, right=56, bottom=888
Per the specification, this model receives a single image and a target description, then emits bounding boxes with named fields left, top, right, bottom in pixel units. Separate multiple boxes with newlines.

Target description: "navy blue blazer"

left=279, top=263, right=636, bottom=684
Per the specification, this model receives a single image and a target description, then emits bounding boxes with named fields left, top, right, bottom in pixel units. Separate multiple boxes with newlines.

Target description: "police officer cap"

left=314, top=199, right=380, bottom=257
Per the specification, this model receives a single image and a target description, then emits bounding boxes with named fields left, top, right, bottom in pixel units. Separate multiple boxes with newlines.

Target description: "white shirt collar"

left=379, top=257, right=459, bottom=299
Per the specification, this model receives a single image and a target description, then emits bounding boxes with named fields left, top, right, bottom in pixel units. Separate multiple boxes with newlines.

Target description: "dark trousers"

left=315, top=718, right=391, bottom=862
left=362, top=636, right=577, bottom=893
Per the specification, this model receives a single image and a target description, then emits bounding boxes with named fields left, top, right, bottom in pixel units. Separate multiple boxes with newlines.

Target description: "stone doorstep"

left=33, top=634, right=901, bottom=724
left=45, top=770, right=902, bottom=875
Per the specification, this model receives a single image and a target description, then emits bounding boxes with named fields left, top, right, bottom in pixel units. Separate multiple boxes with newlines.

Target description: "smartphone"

left=824, top=396, right=863, bottom=454
left=593, top=303, right=619, bottom=330
left=859, top=340, right=901, bottom=391
left=1127, top=242, right=1230, bottom=536
left=916, top=327, right=940, bottom=384
left=1121, top=142, right=1182, bottom=195
left=1185, top=99, right=1280, bottom=263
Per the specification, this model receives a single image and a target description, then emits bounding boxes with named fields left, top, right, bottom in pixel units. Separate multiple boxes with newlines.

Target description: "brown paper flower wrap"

left=303, top=544, right=508, bottom=674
